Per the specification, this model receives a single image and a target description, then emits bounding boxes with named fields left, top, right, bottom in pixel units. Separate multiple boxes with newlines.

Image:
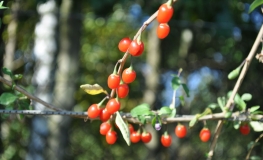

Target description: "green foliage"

left=228, top=67, right=241, bottom=80
left=250, top=121, right=263, bottom=132
left=249, top=0, right=263, bottom=13
left=115, top=112, right=130, bottom=146
left=0, top=93, right=17, bottom=106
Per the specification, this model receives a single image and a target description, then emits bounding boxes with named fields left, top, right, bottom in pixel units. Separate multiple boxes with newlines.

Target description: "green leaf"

left=241, top=93, right=252, bottom=101
left=130, top=103, right=150, bottom=117
left=158, top=106, right=172, bottom=116
left=250, top=121, right=263, bottom=132
left=249, top=0, right=263, bottom=13
left=2, top=67, right=13, bottom=77
left=234, top=94, right=246, bottom=111
left=250, top=106, right=260, bottom=113
left=181, top=83, right=190, bottom=97
left=217, top=97, right=225, bottom=111
left=18, top=98, right=31, bottom=109
left=137, top=115, right=146, bottom=124
left=189, top=116, right=198, bottom=127
left=169, top=108, right=176, bottom=118
left=228, top=67, right=241, bottom=80
left=0, top=93, right=17, bottom=105
left=14, top=74, right=23, bottom=80
left=251, top=111, right=263, bottom=115
left=224, top=111, right=232, bottom=118
left=233, top=121, right=240, bottom=130
left=208, top=103, right=219, bottom=110
left=179, top=95, right=185, bottom=106
left=171, top=76, right=181, bottom=90
left=115, top=112, right=130, bottom=146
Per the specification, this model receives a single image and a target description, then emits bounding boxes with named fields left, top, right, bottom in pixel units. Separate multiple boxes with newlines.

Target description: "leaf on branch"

left=233, top=121, right=240, bottom=130
left=241, top=93, right=252, bottom=101
left=170, top=108, right=176, bottom=118
left=2, top=67, right=13, bottom=78
left=181, top=83, right=190, bottom=97
left=249, top=0, right=263, bottom=13
left=189, top=116, right=198, bottom=128
left=130, top=103, right=153, bottom=118
left=80, top=84, right=108, bottom=95
left=224, top=111, right=232, bottom=118
left=250, top=122, right=263, bottom=132
left=208, top=103, right=219, bottom=110
left=0, top=1, right=8, bottom=9
left=234, top=94, right=247, bottom=111
left=171, top=76, right=181, bottom=90
left=14, top=74, right=23, bottom=80
left=247, top=141, right=260, bottom=150
left=0, top=93, right=17, bottom=105
left=227, top=67, right=241, bottom=80
left=18, top=98, right=31, bottom=109
left=115, top=111, right=130, bottom=146
left=250, top=106, right=260, bottom=113
left=158, top=106, right=172, bottom=116
left=217, top=97, right=225, bottom=111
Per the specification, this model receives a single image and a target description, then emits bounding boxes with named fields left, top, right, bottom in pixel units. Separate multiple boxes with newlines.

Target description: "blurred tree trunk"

left=3, top=0, right=19, bottom=78
left=47, top=0, right=81, bottom=159
left=142, top=21, right=162, bottom=159
left=27, top=1, right=58, bottom=160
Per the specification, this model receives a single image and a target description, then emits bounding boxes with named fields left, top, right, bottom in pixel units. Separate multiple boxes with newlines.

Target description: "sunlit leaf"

left=151, top=116, right=156, bottom=128
left=189, top=116, right=198, bottom=127
left=0, top=93, right=17, bottom=105
left=115, top=111, right=130, bottom=146
left=80, top=84, right=108, bottom=95
left=181, top=83, right=190, bottom=97
left=249, top=0, right=263, bottom=13
left=224, top=111, right=232, bottom=118
left=14, top=74, right=23, bottom=80
left=169, top=108, right=176, bottom=118
left=234, top=94, right=246, bottom=111
left=171, top=76, right=181, bottom=90
left=158, top=106, right=172, bottom=116
left=130, top=103, right=152, bottom=117
left=250, top=106, right=260, bottom=113
left=217, top=97, right=225, bottom=111
left=208, top=103, right=219, bottom=110
left=250, top=121, right=263, bottom=132
left=233, top=121, right=240, bottom=130
left=228, top=67, right=241, bottom=80
left=241, top=93, right=252, bottom=101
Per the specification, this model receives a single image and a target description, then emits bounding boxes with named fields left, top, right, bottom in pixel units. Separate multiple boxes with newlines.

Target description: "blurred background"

left=0, top=0, right=263, bottom=159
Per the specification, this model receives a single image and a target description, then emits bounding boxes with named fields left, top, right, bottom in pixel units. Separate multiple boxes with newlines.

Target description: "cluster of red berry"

left=156, top=0, right=173, bottom=39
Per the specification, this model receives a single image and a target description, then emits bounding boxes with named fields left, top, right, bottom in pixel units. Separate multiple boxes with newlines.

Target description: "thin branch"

left=207, top=24, right=263, bottom=160
left=0, top=76, right=63, bottom=111
left=246, top=133, right=263, bottom=160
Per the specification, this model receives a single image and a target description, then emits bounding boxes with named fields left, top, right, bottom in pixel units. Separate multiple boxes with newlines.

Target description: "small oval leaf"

left=80, top=84, right=108, bottom=95
left=250, top=121, right=263, bottom=132
left=250, top=106, right=260, bottom=113
left=189, top=116, right=198, bottom=127
left=228, top=67, right=241, bottom=80
left=241, top=93, right=252, bottom=101
left=158, top=106, right=172, bottom=116
left=0, top=93, right=17, bottom=105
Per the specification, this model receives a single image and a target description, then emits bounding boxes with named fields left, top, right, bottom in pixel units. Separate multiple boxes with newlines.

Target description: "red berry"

left=157, top=23, right=170, bottom=39
left=128, top=40, right=144, bottom=56
left=130, top=131, right=141, bottom=143
left=107, top=74, right=120, bottom=89
left=100, top=121, right=111, bottom=135
left=175, top=124, right=187, bottom=138
left=161, top=133, right=172, bottom=147
left=99, top=108, right=111, bottom=122
left=199, top=128, right=211, bottom=142
left=239, top=123, right=250, bottom=135
left=157, top=3, right=174, bottom=23
left=141, top=132, right=152, bottom=143
left=106, top=98, right=121, bottom=114
left=106, top=130, right=117, bottom=144
left=118, top=37, right=132, bottom=52
left=122, top=67, right=136, bottom=84
left=87, top=104, right=102, bottom=119
left=117, top=83, right=129, bottom=98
